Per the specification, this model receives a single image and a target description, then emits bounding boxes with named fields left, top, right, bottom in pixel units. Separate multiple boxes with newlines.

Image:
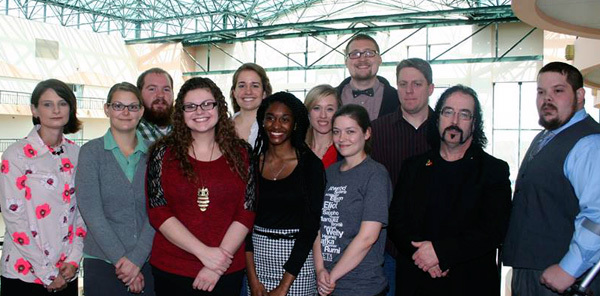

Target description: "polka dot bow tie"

left=352, top=88, right=374, bottom=98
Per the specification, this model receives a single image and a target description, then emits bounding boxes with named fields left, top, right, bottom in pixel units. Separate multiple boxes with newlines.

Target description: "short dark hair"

left=107, top=82, right=143, bottom=105
left=332, top=104, right=373, bottom=154
left=345, top=34, right=380, bottom=55
left=538, top=62, right=583, bottom=93
left=31, top=79, right=81, bottom=134
left=429, top=84, right=487, bottom=149
left=230, top=63, right=273, bottom=113
left=396, top=58, right=433, bottom=85
left=136, top=67, right=174, bottom=90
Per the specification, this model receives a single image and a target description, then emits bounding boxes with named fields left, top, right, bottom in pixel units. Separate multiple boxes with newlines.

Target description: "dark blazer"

left=388, top=146, right=511, bottom=296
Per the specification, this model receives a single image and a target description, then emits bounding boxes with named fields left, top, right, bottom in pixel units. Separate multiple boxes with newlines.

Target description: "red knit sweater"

left=148, top=148, right=255, bottom=278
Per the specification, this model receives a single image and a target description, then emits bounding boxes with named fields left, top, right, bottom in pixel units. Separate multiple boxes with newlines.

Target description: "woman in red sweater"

left=146, top=77, right=255, bottom=295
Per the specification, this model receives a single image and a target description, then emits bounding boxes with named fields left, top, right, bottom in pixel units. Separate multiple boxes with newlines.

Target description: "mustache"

left=152, top=98, right=168, bottom=106
left=444, top=125, right=463, bottom=134
left=541, top=103, right=557, bottom=112
left=441, top=125, right=464, bottom=142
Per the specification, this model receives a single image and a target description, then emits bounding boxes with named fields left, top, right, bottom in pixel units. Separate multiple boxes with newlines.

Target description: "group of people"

left=0, top=33, right=599, bottom=296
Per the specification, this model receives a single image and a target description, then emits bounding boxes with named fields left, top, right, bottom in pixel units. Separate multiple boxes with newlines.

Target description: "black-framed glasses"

left=107, top=102, right=142, bottom=112
left=347, top=49, right=379, bottom=59
left=182, top=101, right=218, bottom=112
left=440, top=107, right=473, bottom=121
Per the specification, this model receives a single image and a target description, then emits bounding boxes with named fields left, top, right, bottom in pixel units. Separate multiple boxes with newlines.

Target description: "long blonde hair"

left=304, top=84, right=341, bottom=147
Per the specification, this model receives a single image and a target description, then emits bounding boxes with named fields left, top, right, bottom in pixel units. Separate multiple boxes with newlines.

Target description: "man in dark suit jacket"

left=388, top=85, right=512, bottom=296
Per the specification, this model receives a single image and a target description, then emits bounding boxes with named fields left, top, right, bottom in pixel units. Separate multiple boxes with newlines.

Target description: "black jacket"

left=389, top=146, right=512, bottom=296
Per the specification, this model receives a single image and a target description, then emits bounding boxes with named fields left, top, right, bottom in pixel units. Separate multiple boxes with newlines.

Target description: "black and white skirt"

left=249, top=225, right=316, bottom=296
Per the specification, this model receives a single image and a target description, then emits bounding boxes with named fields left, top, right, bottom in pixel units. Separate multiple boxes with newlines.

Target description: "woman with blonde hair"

left=304, top=84, right=342, bottom=168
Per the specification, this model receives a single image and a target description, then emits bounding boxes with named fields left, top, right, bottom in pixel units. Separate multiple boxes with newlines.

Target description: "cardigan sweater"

left=75, top=137, right=155, bottom=268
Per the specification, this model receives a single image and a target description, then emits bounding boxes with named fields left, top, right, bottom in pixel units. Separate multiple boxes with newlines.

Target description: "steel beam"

left=126, top=5, right=515, bottom=44
left=182, top=55, right=542, bottom=76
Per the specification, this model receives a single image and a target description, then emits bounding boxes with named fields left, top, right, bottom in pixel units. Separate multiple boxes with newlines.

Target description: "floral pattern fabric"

left=0, top=126, right=86, bottom=286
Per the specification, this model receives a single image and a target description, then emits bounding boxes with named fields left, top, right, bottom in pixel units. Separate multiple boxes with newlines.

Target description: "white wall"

left=0, top=15, right=139, bottom=95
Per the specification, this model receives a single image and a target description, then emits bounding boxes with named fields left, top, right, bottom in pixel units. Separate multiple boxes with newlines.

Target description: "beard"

left=538, top=100, right=577, bottom=130
left=441, top=125, right=470, bottom=144
left=350, top=63, right=377, bottom=81
left=143, top=99, right=173, bottom=127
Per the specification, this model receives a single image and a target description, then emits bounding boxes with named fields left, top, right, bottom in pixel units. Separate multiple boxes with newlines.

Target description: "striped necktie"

left=529, top=130, right=555, bottom=160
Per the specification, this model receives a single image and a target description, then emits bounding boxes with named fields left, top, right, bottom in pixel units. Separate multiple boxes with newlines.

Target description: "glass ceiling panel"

left=0, top=0, right=513, bottom=42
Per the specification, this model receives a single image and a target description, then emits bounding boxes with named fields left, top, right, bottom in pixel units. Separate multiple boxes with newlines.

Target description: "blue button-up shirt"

left=545, top=109, right=600, bottom=277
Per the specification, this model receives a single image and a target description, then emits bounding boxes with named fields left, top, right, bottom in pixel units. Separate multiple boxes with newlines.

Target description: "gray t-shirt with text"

left=320, top=157, right=392, bottom=296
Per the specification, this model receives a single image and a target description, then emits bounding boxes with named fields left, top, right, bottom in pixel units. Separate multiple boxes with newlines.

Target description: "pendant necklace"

left=193, top=141, right=215, bottom=212
left=271, top=157, right=286, bottom=181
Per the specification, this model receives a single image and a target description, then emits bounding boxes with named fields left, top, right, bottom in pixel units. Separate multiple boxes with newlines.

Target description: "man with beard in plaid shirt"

left=136, top=68, right=174, bottom=143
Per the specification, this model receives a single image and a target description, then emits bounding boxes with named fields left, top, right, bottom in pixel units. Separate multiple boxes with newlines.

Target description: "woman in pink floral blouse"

left=0, top=79, right=86, bottom=295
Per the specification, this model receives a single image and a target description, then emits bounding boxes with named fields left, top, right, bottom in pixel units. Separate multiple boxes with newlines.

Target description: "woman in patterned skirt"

left=246, top=92, right=325, bottom=296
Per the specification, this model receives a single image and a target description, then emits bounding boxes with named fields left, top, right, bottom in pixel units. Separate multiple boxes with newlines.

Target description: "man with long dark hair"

left=389, top=85, right=512, bottom=296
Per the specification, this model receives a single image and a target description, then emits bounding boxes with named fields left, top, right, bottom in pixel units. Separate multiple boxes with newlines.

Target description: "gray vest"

left=503, top=115, right=600, bottom=270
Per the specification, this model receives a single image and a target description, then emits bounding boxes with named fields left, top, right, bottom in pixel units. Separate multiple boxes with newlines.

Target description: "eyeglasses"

left=440, top=107, right=473, bottom=121
left=182, top=101, right=218, bottom=112
left=107, top=102, right=142, bottom=112
left=347, top=49, right=379, bottom=59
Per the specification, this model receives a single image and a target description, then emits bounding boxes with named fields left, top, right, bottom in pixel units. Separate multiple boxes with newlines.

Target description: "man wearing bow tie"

left=336, top=34, right=399, bottom=121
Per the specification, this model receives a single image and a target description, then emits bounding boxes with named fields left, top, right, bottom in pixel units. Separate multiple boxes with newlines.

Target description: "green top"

left=103, top=129, right=147, bottom=182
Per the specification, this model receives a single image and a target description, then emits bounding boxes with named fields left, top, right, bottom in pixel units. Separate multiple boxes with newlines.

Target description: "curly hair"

left=150, top=77, right=250, bottom=182
left=229, top=63, right=273, bottom=113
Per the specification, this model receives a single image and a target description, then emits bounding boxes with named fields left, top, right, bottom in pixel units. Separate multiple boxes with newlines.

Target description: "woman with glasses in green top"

left=76, top=82, right=156, bottom=295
